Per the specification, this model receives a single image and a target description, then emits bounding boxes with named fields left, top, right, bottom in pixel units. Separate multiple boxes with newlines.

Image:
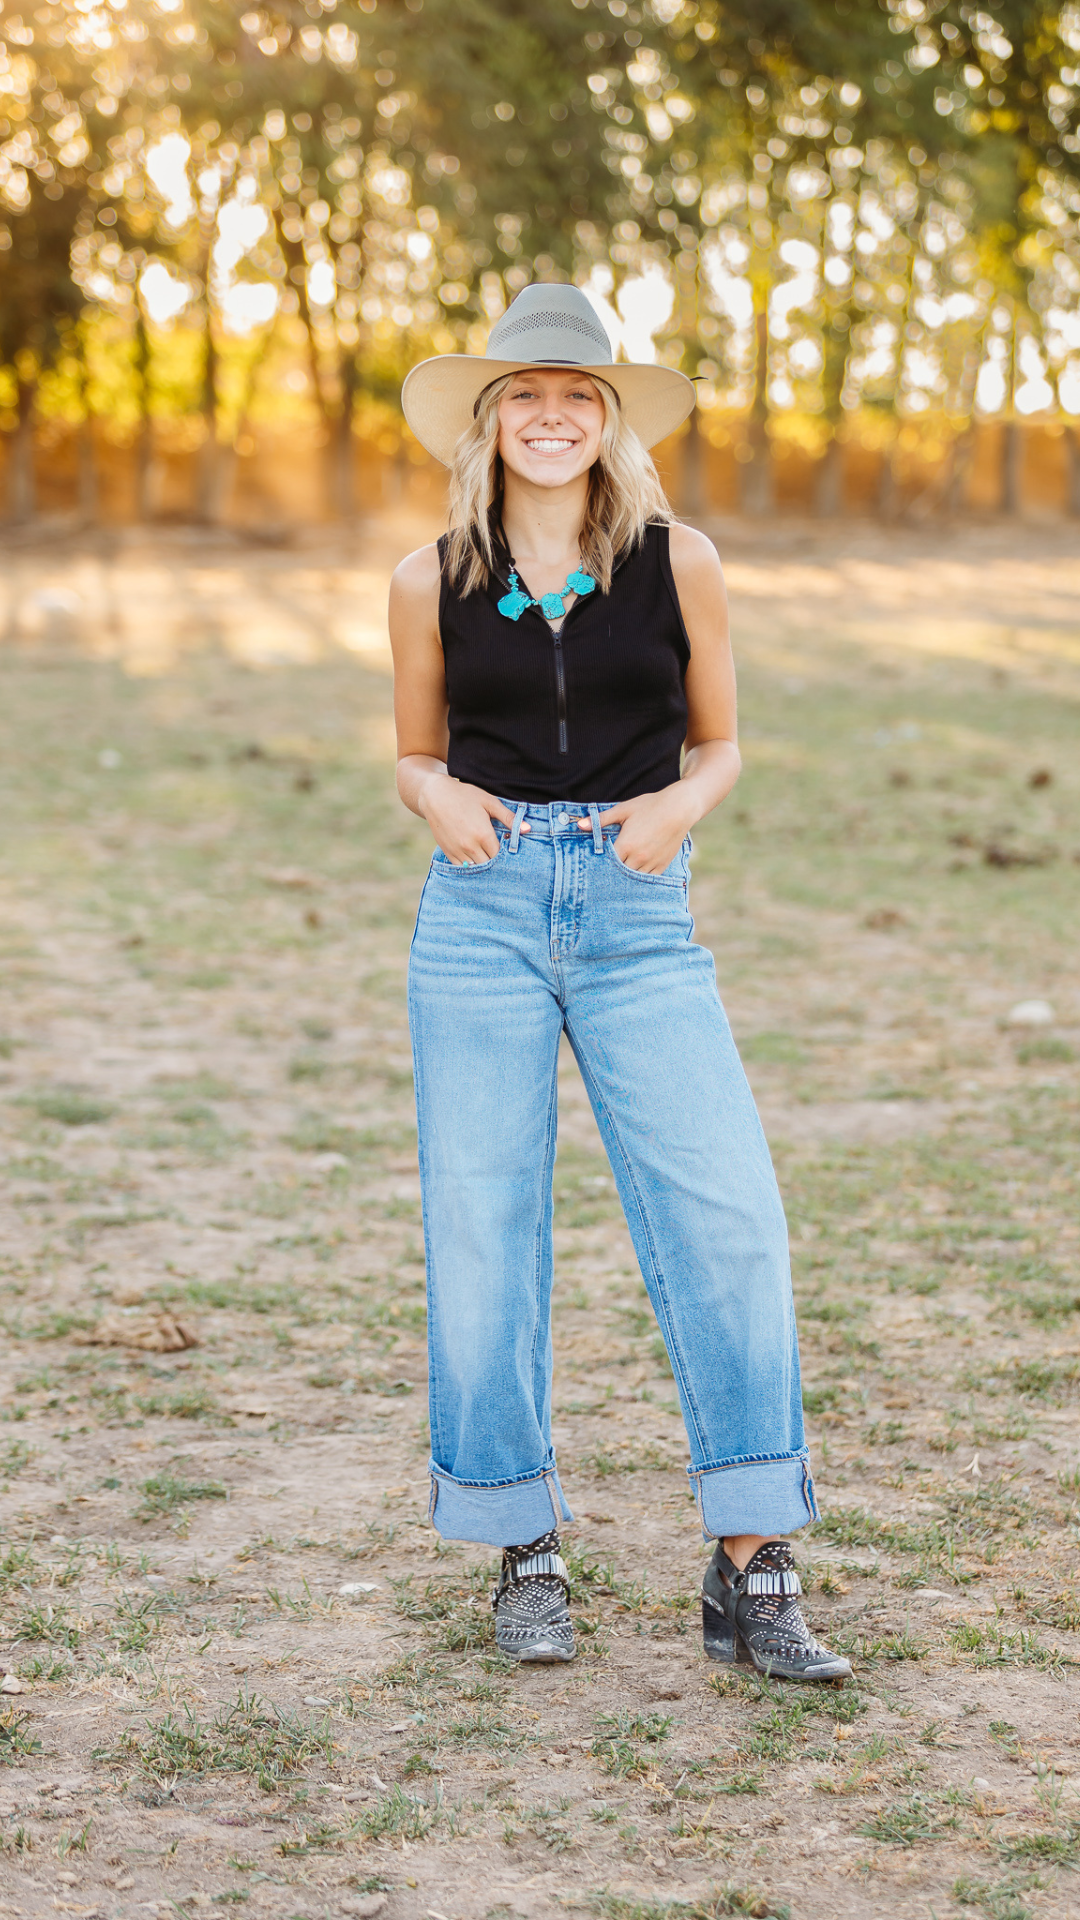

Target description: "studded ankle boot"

left=492, top=1529, right=575, bottom=1664
left=702, top=1538, right=851, bottom=1684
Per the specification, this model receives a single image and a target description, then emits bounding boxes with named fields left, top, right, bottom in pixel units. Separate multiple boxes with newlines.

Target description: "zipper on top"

left=552, top=630, right=568, bottom=755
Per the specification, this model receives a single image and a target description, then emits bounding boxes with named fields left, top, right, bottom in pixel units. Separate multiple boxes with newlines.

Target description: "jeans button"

left=558, top=811, right=569, bottom=826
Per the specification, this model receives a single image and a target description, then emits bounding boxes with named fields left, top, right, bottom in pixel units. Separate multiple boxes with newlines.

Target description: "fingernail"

left=521, top=823, right=531, bottom=832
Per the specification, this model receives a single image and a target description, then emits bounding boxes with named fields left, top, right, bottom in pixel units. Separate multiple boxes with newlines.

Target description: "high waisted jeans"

left=408, top=799, right=816, bottom=1547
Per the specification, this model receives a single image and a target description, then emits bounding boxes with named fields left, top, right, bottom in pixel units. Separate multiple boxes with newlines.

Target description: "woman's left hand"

left=599, top=787, right=696, bottom=873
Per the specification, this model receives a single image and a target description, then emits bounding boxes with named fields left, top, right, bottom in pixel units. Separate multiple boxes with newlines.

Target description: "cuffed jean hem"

left=427, top=1461, right=574, bottom=1547
left=689, top=1449, right=818, bottom=1541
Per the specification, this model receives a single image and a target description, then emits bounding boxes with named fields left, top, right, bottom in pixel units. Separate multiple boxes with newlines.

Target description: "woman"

left=389, top=283, right=849, bottom=1684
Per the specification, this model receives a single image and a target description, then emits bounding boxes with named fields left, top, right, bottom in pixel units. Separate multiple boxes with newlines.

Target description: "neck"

left=500, top=468, right=588, bottom=569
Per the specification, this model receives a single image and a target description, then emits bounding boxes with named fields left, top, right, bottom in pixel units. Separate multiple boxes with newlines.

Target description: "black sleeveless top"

left=437, top=523, right=691, bottom=804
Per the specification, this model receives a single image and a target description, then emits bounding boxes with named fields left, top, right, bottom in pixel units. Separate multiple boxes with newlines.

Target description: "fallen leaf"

left=73, top=1312, right=199, bottom=1353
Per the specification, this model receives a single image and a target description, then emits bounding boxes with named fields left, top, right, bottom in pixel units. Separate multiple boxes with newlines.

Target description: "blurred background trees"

left=2, top=0, right=1079, bottom=524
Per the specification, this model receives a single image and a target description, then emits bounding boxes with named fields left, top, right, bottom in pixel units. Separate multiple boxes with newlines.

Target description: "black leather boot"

left=492, top=1531, right=575, bottom=1664
left=702, top=1538, right=851, bottom=1683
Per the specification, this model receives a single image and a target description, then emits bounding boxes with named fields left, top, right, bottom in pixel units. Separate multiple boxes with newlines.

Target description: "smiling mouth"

left=524, top=438, right=578, bottom=454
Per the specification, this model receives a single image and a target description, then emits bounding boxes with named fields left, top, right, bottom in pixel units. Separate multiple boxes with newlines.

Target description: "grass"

left=948, top=1622, right=1062, bottom=1669
left=135, top=1470, right=228, bottom=1519
left=591, top=1711, right=674, bottom=1779
left=21, top=1088, right=115, bottom=1127
left=110, top=1593, right=162, bottom=1653
left=0, top=1438, right=33, bottom=1480
left=589, top=1889, right=790, bottom=1920
left=353, top=1785, right=438, bottom=1841
left=997, top=1825, right=1080, bottom=1867
left=859, top=1792, right=960, bottom=1847
left=13, top=1601, right=81, bottom=1648
left=0, top=1709, right=41, bottom=1761
left=102, top=1688, right=333, bottom=1788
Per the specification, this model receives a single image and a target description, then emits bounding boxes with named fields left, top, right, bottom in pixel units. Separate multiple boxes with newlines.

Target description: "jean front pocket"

left=605, top=835, right=688, bottom=889
left=431, top=835, right=505, bottom=877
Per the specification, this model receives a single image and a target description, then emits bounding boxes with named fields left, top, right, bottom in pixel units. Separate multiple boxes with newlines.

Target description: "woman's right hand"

left=418, top=775, right=521, bottom=865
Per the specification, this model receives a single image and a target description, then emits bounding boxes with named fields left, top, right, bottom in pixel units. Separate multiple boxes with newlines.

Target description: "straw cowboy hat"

left=401, top=283, right=696, bottom=466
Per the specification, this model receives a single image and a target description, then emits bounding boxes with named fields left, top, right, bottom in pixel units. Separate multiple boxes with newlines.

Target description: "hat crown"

left=485, top=284, right=612, bottom=367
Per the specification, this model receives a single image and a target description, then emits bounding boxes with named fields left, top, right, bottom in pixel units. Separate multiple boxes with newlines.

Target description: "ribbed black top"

left=437, top=523, right=691, bottom=804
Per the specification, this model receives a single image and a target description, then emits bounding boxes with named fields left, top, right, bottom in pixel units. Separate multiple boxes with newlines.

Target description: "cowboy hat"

left=401, top=283, right=696, bottom=466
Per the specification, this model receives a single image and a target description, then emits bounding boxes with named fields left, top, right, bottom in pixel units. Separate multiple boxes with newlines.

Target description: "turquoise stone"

left=497, top=589, right=531, bottom=620
left=566, top=570, right=596, bottom=597
left=540, top=591, right=567, bottom=619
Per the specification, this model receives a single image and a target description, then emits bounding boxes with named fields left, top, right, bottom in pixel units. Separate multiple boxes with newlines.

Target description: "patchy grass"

left=101, top=1689, right=333, bottom=1788
left=0, top=1708, right=41, bottom=1762
left=2, top=526, right=1080, bottom=1914
left=135, top=1471, right=228, bottom=1519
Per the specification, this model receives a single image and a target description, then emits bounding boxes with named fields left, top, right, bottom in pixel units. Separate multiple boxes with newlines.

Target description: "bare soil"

left=0, top=514, right=1078, bottom=1920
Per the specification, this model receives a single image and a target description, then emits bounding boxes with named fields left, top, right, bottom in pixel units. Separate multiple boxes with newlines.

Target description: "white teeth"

left=525, top=439, right=575, bottom=453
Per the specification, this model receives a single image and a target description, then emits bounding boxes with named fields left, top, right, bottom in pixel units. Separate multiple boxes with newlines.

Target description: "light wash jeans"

left=408, top=799, right=816, bottom=1548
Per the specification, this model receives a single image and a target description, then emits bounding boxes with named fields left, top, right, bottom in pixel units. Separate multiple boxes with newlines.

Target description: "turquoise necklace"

left=497, top=558, right=596, bottom=623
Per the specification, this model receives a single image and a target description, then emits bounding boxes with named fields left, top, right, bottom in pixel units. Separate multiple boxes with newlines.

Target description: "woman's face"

left=497, top=369, right=605, bottom=488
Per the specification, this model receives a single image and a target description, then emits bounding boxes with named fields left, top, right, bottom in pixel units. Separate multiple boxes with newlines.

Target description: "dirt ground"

left=0, top=511, right=1078, bottom=1920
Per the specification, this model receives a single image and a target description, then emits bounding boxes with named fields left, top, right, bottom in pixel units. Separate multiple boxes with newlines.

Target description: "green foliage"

left=353, top=1785, right=437, bottom=1842
left=0, top=1710, right=41, bottom=1763
left=101, top=1688, right=333, bottom=1786
left=859, top=1792, right=959, bottom=1847
left=3, top=0, right=1079, bottom=524
left=952, top=1875, right=1039, bottom=1920
left=589, top=1888, right=789, bottom=1920
left=0, top=1439, right=33, bottom=1481
left=13, top=1601, right=80, bottom=1648
left=135, top=1470, right=227, bottom=1520
left=22, top=1088, right=114, bottom=1126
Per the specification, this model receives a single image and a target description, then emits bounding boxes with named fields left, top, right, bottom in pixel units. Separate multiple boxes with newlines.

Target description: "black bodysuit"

left=436, top=523, right=691, bottom=805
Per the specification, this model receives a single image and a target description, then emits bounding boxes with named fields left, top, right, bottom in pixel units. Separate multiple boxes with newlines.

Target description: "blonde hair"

left=445, top=370, right=674, bottom=596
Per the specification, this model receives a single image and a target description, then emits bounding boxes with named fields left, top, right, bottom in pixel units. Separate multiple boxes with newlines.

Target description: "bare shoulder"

left=666, top=521, right=726, bottom=587
left=390, top=541, right=442, bottom=605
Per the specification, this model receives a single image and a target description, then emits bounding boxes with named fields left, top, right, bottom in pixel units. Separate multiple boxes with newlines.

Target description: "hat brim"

left=401, top=354, right=696, bottom=465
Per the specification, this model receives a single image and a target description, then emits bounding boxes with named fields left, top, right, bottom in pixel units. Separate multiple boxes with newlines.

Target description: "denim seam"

left=565, top=1032, right=708, bottom=1461
left=527, top=1025, right=562, bottom=1431
left=687, top=1447, right=810, bottom=1476
left=429, top=1459, right=561, bottom=1493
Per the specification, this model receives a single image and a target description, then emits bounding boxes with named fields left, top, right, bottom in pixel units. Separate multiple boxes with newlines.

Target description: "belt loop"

left=509, top=801, right=527, bottom=854
left=588, top=802, right=603, bottom=854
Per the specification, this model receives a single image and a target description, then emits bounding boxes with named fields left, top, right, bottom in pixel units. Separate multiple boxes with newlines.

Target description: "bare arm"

left=389, top=545, right=517, bottom=864
left=600, top=522, right=740, bottom=871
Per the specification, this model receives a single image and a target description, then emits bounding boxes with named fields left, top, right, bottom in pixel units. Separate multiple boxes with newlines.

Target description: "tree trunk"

left=739, top=298, right=772, bottom=515
left=77, top=417, right=98, bottom=524
left=814, top=436, right=844, bottom=517
left=876, top=446, right=899, bottom=521
left=74, top=334, right=98, bottom=525
left=133, top=306, right=155, bottom=522
left=1000, top=418, right=1022, bottom=515
left=9, top=379, right=37, bottom=522
left=942, top=426, right=973, bottom=520
left=1064, top=425, right=1080, bottom=517
left=680, top=404, right=706, bottom=519
left=195, top=307, right=223, bottom=523
left=331, top=352, right=359, bottom=520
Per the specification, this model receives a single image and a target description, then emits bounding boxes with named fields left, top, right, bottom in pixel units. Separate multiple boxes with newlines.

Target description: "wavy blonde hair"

left=444, top=370, right=674, bottom=596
